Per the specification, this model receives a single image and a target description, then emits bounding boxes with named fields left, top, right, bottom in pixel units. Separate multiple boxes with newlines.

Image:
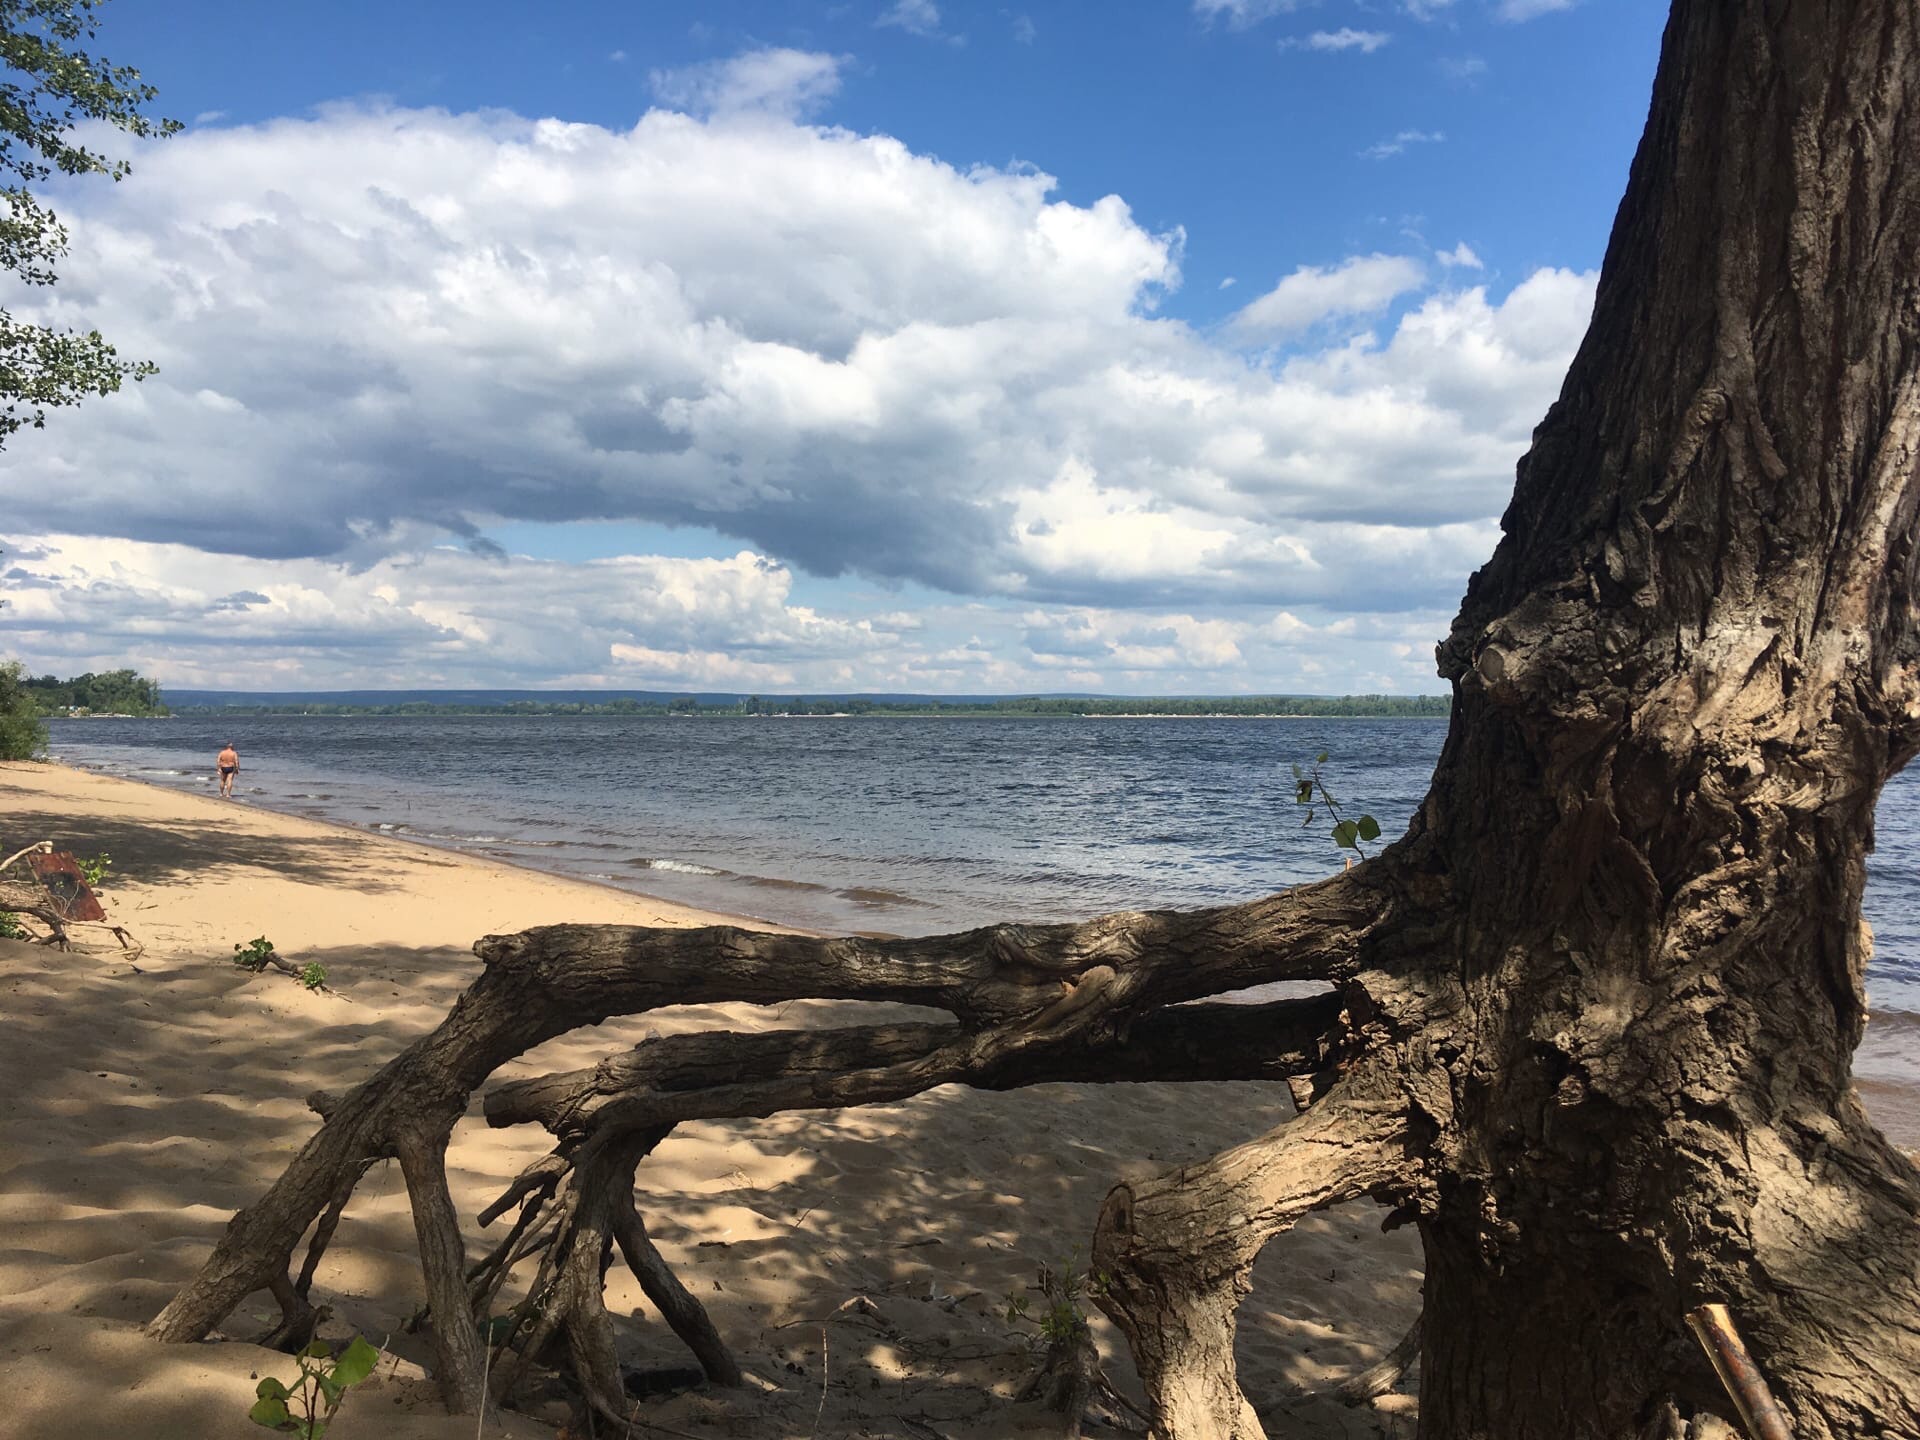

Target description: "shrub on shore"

left=0, top=662, right=48, bottom=760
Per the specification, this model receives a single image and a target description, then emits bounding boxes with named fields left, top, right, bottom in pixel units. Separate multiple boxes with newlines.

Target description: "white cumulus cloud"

left=878, top=0, right=947, bottom=37
left=1281, top=28, right=1392, bottom=54
left=0, top=83, right=1600, bottom=688
left=1192, top=0, right=1307, bottom=27
left=649, top=48, right=847, bottom=120
left=2, top=532, right=1464, bottom=693
left=1229, top=254, right=1428, bottom=338
left=1362, top=129, right=1445, bottom=160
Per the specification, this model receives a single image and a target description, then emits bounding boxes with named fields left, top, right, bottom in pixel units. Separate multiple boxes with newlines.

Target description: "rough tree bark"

left=1383, top=3, right=1920, bottom=1433
left=150, top=3, right=1920, bottom=1436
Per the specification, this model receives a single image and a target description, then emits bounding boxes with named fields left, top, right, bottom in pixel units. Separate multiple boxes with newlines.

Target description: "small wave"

left=627, top=857, right=725, bottom=877
left=837, top=885, right=935, bottom=909
left=744, top=874, right=832, bottom=893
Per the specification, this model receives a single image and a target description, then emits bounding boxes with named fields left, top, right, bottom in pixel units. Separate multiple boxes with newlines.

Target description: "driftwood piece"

left=485, top=994, right=1347, bottom=1136
left=149, top=880, right=1384, bottom=1419
left=1686, top=1305, right=1794, bottom=1440
left=0, top=843, right=140, bottom=955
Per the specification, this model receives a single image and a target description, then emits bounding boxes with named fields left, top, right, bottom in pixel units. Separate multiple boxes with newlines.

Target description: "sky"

left=1, top=0, right=1670, bottom=695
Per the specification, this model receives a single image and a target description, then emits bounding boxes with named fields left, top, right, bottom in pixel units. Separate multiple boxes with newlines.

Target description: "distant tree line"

left=176, top=692, right=1450, bottom=719
left=24, top=668, right=170, bottom=716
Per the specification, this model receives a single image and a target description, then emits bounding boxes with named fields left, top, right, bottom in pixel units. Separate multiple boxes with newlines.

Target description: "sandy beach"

left=0, top=761, right=1425, bottom=1439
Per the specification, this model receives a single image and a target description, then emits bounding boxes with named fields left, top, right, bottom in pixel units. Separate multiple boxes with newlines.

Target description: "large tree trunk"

left=152, top=3, right=1920, bottom=1436
left=1392, top=3, right=1920, bottom=1434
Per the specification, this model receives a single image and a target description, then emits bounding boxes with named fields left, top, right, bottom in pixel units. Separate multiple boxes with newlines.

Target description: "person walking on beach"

left=216, top=742, right=239, bottom=799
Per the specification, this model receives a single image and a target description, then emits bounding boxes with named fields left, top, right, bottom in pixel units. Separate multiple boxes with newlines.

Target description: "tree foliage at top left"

left=0, top=0, right=175, bottom=443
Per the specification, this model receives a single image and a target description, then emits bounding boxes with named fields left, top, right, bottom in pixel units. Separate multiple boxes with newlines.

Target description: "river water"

left=45, top=714, right=1920, bottom=1128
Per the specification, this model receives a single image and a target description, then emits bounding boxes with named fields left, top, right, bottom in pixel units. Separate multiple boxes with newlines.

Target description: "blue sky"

left=3, top=0, right=1670, bottom=694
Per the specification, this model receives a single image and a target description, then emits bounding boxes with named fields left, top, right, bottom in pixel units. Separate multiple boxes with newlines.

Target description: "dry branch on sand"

left=149, top=4, right=1920, bottom=1437
left=0, top=841, right=142, bottom=956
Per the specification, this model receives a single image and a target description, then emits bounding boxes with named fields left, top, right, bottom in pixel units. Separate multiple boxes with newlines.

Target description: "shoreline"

left=0, top=757, right=1428, bottom=1438
left=44, top=711, right=1481, bottom=938
left=41, top=755, right=813, bottom=938
left=26, top=755, right=1920, bottom=1152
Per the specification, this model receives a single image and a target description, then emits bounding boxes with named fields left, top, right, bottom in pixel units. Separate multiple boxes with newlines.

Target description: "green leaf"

left=329, top=1335, right=380, bottom=1388
left=484, top=1313, right=517, bottom=1343
left=1331, top=820, right=1360, bottom=850
left=1316, top=751, right=1328, bottom=764
left=1357, top=815, right=1381, bottom=842
left=299, top=1339, right=333, bottom=1360
left=1295, top=779, right=1313, bottom=804
left=248, top=1395, right=291, bottom=1428
left=255, top=1377, right=290, bottom=1401
left=316, top=1373, right=344, bottom=1408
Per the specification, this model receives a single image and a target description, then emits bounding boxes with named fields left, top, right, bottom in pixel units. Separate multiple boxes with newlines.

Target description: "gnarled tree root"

left=1332, top=1314, right=1420, bottom=1406
left=1093, top=1082, right=1412, bottom=1440
left=148, top=881, right=1382, bottom=1422
left=1015, top=1322, right=1103, bottom=1439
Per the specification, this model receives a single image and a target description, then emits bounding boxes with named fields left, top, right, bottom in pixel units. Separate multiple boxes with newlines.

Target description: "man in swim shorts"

left=216, top=742, right=239, bottom=799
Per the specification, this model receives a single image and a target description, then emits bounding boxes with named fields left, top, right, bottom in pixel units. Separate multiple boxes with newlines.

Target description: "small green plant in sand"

left=1005, top=1253, right=1109, bottom=1346
left=249, top=1335, right=380, bottom=1438
left=76, top=851, right=112, bottom=889
left=299, top=961, right=327, bottom=991
left=0, top=910, right=26, bottom=940
left=1292, top=752, right=1381, bottom=858
left=233, top=936, right=276, bottom=971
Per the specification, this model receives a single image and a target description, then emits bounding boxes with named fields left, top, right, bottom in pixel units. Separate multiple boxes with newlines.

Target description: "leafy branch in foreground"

left=1005, top=1253, right=1146, bottom=1432
left=75, top=849, right=108, bottom=887
left=1291, top=752, right=1380, bottom=859
left=0, top=0, right=179, bottom=442
left=231, top=937, right=329, bottom=993
left=248, top=1335, right=380, bottom=1439
left=232, top=935, right=275, bottom=972
left=1005, top=1252, right=1109, bottom=1347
